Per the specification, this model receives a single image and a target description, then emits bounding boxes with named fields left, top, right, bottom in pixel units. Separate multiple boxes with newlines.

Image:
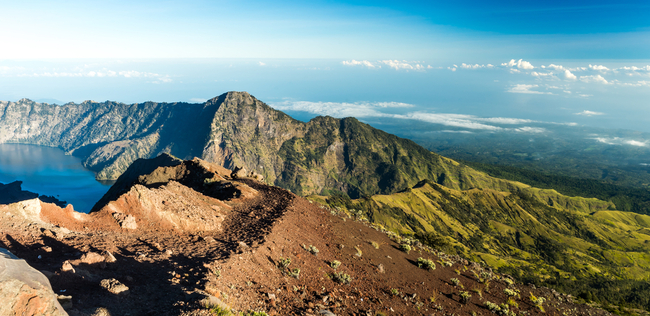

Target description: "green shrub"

left=417, top=257, right=436, bottom=270
left=278, top=257, right=291, bottom=270
left=330, top=260, right=341, bottom=269
left=459, top=291, right=472, bottom=304
left=400, top=244, right=411, bottom=254
left=331, top=272, right=352, bottom=284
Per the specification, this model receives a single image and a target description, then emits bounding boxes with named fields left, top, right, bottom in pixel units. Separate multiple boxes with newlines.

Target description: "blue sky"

left=1, top=1, right=650, bottom=138
left=2, top=0, right=649, bottom=59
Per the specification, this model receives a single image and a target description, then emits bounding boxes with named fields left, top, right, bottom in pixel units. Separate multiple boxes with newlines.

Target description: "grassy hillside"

left=459, top=160, right=650, bottom=215
left=316, top=179, right=650, bottom=311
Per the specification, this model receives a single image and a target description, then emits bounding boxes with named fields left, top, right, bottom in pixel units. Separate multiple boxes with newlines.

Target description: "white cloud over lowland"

left=341, top=60, right=377, bottom=68
left=507, top=84, right=551, bottom=94
left=502, top=59, right=535, bottom=70
left=271, top=101, right=556, bottom=134
left=575, top=110, right=604, bottom=116
left=593, top=137, right=648, bottom=147
left=341, top=60, right=429, bottom=71
left=580, top=75, right=609, bottom=84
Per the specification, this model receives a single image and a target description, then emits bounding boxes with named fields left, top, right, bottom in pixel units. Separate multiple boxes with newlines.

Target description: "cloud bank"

left=271, top=100, right=551, bottom=134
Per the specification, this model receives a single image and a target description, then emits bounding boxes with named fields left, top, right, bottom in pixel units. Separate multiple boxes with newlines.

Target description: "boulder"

left=0, top=248, right=68, bottom=315
left=231, top=166, right=248, bottom=179
left=100, top=278, right=130, bottom=296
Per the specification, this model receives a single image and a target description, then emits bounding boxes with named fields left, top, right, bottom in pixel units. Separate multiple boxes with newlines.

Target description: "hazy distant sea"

left=0, top=144, right=113, bottom=213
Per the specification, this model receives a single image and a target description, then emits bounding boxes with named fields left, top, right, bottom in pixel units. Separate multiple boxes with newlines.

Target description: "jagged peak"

left=206, top=91, right=279, bottom=114
left=206, top=91, right=251, bottom=104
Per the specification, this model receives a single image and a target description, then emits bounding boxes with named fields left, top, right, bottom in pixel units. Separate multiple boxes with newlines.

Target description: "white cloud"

left=580, top=74, right=609, bottom=84
left=593, top=137, right=648, bottom=147
left=460, top=63, right=494, bottom=70
left=341, top=60, right=428, bottom=71
left=626, top=140, right=648, bottom=147
left=395, top=112, right=503, bottom=131
left=507, top=84, right=551, bottom=94
left=270, top=100, right=411, bottom=118
left=190, top=98, right=207, bottom=103
left=589, top=64, right=609, bottom=71
left=17, top=68, right=170, bottom=82
left=614, top=65, right=650, bottom=73
left=616, top=80, right=650, bottom=87
left=546, top=64, right=566, bottom=71
left=270, top=100, right=559, bottom=132
left=476, top=117, right=534, bottom=124
left=372, top=102, right=415, bottom=108
left=575, top=110, right=604, bottom=116
left=514, top=127, right=546, bottom=133
left=258, top=61, right=266, bottom=66
left=379, top=60, right=425, bottom=71
left=341, top=60, right=377, bottom=68
left=531, top=71, right=555, bottom=78
left=502, top=59, right=535, bottom=70
left=563, top=69, right=577, bottom=80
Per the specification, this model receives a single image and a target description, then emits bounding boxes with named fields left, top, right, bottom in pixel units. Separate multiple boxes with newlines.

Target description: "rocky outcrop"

left=0, top=248, right=67, bottom=316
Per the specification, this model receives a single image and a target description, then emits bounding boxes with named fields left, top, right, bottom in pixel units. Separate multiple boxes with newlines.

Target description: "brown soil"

left=0, top=159, right=612, bottom=316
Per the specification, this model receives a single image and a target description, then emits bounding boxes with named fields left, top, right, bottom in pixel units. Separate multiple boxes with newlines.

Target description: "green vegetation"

left=325, top=176, right=650, bottom=311
left=302, top=244, right=319, bottom=255
left=331, top=272, right=352, bottom=284
left=529, top=292, right=545, bottom=312
left=459, top=291, right=471, bottom=304
left=277, top=257, right=291, bottom=272
left=330, top=260, right=341, bottom=270
left=416, top=257, right=436, bottom=270
left=461, top=160, right=650, bottom=215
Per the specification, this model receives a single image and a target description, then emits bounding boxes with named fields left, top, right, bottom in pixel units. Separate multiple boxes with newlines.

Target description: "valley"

left=1, top=91, right=649, bottom=315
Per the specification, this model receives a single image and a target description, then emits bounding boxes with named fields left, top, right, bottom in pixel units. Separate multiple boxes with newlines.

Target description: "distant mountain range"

left=0, top=92, right=520, bottom=198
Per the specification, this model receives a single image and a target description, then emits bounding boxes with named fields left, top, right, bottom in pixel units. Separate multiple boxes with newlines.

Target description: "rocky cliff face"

left=0, top=92, right=515, bottom=197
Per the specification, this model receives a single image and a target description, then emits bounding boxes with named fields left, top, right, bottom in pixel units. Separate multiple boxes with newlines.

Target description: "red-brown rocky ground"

left=0, top=158, right=612, bottom=316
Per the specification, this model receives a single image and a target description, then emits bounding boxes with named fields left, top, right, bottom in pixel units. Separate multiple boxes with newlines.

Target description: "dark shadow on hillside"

left=1, top=233, right=216, bottom=315
left=0, top=181, right=66, bottom=207
left=151, top=94, right=227, bottom=162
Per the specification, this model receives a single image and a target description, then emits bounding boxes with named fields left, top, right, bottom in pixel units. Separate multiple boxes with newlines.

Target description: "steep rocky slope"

left=0, top=156, right=610, bottom=316
left=314, top=179, right=650, bottom=312
left=0, top=92, right=518, bottom=198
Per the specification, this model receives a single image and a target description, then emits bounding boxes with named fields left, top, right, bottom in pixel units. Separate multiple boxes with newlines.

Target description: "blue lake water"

left=0, top=144, right=113, bottom=213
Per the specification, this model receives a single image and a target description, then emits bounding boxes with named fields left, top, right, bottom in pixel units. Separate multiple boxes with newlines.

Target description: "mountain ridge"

left=0, top=91, right=527, bottom=198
